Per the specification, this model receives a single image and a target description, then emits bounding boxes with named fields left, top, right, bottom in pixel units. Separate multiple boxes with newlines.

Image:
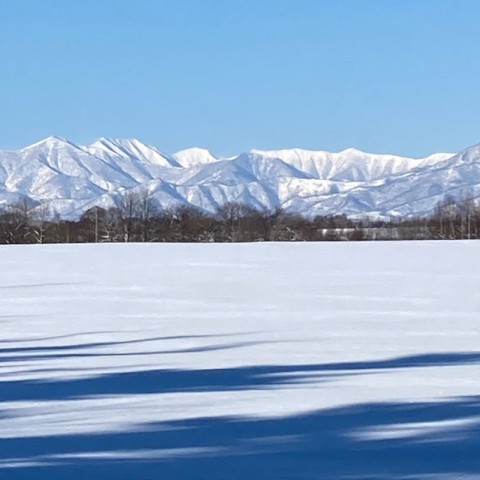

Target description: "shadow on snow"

left=1, top=397, right=480, bottom=479
left=1, top=351, right=480, bottom=479
left=2, top=351, right=480, bottom=402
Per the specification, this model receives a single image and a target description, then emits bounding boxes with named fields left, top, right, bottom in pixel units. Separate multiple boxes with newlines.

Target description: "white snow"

left=0, top=137, right=462, bottom=219
left=0, top=241, right=479, bottom=478
left=172, top=147, right=220, bottom=168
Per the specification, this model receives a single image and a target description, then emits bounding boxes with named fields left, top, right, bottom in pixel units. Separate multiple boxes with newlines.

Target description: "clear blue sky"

left=1, top=0, right=480, bottom=157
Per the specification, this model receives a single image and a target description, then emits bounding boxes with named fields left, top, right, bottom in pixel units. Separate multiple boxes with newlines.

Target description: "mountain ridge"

left=1, top=136, right=476, bottom=220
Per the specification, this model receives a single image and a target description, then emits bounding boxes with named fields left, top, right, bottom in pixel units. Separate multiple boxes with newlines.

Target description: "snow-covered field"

left=1, top=241, right=480, bottom=479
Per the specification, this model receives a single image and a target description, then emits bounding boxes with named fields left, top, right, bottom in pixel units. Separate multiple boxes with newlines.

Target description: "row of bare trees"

left=1, top=193, right=480, bottom=244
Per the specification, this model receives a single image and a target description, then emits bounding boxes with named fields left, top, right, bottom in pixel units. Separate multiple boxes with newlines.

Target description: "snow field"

left=1, top=241, right=480, bottom=479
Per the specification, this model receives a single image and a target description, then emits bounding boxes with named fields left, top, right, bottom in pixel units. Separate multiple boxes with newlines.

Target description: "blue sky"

left=1, top=0, right=480, bottom=156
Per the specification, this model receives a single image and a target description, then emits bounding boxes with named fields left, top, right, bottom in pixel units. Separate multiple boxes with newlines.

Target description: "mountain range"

left=1, top=136, right=479, bottom=220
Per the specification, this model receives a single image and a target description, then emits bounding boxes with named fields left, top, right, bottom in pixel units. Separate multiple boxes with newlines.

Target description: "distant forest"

left=0, top=192, right=478, bottom=244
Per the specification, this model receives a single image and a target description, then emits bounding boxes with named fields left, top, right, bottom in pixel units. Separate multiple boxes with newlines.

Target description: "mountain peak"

left=23, top=136, right=70, bottom=150
left=86, top=137, right=177, bottom=168
left=339, top=147, right=367, bottom=155
left=172, top=147, right=219, bottom=168
left=93, top=137, right=144, bottom=148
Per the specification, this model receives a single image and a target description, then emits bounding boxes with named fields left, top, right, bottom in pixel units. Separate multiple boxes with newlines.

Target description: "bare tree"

left=30, top=203, right=52, bottom=244
left=103, top=207, right=124, bottom=242
left=120, top=191, right=140, bottom=242
left=0, top=199, right=31, bottom=244
left=137, top=189, right=159, bottom=242
left=216, top=202, right=255, bottom=241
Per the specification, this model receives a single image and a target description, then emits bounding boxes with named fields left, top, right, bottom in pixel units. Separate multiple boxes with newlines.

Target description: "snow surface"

left=1, top=241, right=480, bottom=479
left=0, top=137, right=463, bottom=219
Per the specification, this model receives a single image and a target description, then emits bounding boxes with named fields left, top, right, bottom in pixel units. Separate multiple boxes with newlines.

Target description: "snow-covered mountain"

left=1, top=136, right=477, bottom=219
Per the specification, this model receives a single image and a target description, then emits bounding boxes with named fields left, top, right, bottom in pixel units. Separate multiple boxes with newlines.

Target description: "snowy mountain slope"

left=0, top=136, right=475, bottom=219
left=7, top=137, right=140, bottom=199
left=172, top=147, right=220, bottom=168
left=85, top=137, right=180, bottom=170
left=251, top=147, right=452, bottom=181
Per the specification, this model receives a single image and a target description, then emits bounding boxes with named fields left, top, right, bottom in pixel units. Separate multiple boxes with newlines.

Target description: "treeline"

left=0, top=192, right=479, bottom=244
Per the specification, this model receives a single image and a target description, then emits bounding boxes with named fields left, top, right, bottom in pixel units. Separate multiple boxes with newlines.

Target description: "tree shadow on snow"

left=1, top=351, right=480, bottom=479
left=0, top=333, right=260, bottom=366
left=2, top=351, right=480, bottom=402
left=1, top=397, right=480, bottom=480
